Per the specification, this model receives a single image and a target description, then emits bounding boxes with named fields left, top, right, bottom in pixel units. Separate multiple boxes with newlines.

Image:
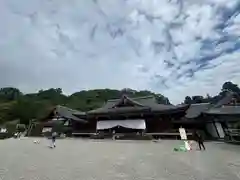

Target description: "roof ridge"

left=107, top=95, right=155, bottom=102
left=56, top=105, right=84, bottom=113
left=132, top=95, right=155, bottom=100
left=213, top=91, right=235, bottom=108
left=191, top=103, right=210, bottom=105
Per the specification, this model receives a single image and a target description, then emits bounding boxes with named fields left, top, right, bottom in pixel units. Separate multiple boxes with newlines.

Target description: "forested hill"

left=0, top=88, right=170, bottom=125
left=0, top=81, right=239, bottom=125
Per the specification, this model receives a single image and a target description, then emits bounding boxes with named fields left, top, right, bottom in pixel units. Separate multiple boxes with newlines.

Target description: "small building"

left=28, top=105, right=87, bottom=136
left=204, top=105, right=240, bottom=142
left=203, top=92, right=240, bottom=142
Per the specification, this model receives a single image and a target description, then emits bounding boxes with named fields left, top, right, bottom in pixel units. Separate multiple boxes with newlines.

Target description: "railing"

left=146, top=132, right=192, bottom=136
left=72, top=132, right=96, bottom=135
left=224, top=129, right=240, bottom=143
left=226, top=129, right=240, bottom=136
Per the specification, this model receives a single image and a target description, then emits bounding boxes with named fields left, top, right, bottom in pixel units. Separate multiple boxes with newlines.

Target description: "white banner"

left=42, top=128, right=52, bottom=133
left=0, top=128, right=7, bottom=133
left=97, top=120, right=146, bottom=130
left=179, top=128, right=187, bottom=140
left=179, top=127, right=190, bottom=150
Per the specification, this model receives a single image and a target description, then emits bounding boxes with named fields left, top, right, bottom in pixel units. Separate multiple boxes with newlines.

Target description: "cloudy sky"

left=0, top=0, right=240, bottom=104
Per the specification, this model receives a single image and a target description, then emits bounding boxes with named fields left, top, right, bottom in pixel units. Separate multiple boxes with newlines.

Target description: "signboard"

left=179, top=127, right=191, bottom=150
left=179, top=127, right=187, bottom=140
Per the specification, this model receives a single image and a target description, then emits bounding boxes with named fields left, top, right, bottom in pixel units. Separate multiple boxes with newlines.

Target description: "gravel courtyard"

left=0, top=138, right=240, bottom=180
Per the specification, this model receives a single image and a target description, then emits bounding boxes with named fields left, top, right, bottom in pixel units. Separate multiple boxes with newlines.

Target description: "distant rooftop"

left=184, top=103, right=211, bottom=119
left=50, top=105, right=86, bottom=123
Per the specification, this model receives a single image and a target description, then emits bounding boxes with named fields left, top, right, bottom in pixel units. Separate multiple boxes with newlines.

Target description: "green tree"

left=0, top=87, right=22, bottom=101
left=222, top=81, right=240, bottom=94
left=184, top=96, right=192, bottom=104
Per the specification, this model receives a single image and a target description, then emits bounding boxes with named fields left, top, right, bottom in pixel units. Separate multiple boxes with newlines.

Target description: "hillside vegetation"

left=0, top=88, right=169, bottom=125
left=0, top=81, right=239, bottom=125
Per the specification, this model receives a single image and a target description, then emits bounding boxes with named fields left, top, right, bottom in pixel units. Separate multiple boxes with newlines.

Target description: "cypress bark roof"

left=214, top=92, right=235, bottom=108
left=87, top=95, right=189, bottom=115
left=47, top=105, right=86, bottom=123
left=204, top=92, right=240, bottom=115
left=181, top=92, right=238, bottom=119
left=184, top=103, right=211, bottom=119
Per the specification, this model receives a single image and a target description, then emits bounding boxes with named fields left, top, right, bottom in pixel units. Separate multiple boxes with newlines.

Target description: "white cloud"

left=0, top=0, right=240, bottom=104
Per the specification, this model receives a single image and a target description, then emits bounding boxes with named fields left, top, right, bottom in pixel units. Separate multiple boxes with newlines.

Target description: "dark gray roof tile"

left=205, top=105, right=240, bottom=115
left=185, top=103, right=211, bottom=119
left=89, top=106, right=151, bottom=114
left=88, top=95, right=189, bottom=115
left=101, top=95, right=154, bottom=109
left=54, top=105, right=86, bottom=123
left=214, top=92, right=235, bottom=108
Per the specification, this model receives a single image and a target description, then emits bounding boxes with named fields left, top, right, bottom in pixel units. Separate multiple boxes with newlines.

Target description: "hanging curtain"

left=0, top=128, right=7, bottom=133
left=42, top=128, right=52, bottom=133
left=97, top=119, right=146, bottom=130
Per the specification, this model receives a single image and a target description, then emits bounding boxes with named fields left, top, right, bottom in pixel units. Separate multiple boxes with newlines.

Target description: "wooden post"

left=27, top=119, right=34, bottom=137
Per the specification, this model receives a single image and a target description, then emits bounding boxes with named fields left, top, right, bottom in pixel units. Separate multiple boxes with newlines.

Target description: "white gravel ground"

left=0, top=138, right=240, bottom=180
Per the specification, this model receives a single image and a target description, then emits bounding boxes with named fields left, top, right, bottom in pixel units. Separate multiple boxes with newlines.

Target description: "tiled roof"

left=214, top=92, right=236, bottom=108
left=185, top=103, right=211, bottom=118
left=53, top=105, right=86, bottom=123
left=87, top=95, right=189, bottom=115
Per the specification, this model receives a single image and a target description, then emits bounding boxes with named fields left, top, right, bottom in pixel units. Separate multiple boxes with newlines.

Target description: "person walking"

left=51, top=131, right=57, bottom=148
left=194, top=130, right=206, bottom=150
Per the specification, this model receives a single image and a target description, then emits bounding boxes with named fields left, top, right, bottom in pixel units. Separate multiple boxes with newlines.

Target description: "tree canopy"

left=0, top=88, right=170, bottom=125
